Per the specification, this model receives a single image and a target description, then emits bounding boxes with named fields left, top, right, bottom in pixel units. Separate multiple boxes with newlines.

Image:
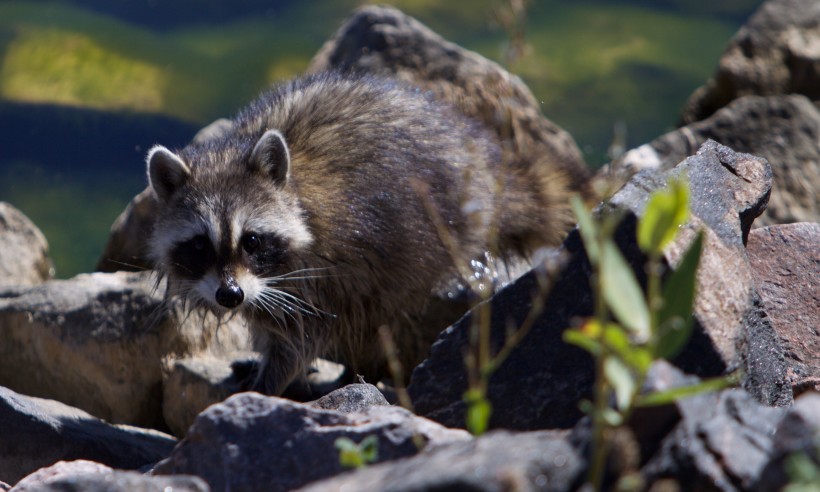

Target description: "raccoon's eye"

left=241, top=233, right=261, bottom=254
left=192, top=235, right=207, bottom=251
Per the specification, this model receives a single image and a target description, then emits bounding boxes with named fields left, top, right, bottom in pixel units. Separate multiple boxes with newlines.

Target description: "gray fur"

left=147, top=72, right=568, bottom=395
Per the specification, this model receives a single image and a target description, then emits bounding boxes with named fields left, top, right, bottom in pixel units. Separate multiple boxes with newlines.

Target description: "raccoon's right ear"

left=147, top=145, right=191, bottom=203
left=250, top=129, right=290, bottom=187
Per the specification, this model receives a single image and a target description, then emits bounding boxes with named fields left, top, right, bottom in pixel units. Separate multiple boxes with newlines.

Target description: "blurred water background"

left=0, top=0, right=762, bottom=277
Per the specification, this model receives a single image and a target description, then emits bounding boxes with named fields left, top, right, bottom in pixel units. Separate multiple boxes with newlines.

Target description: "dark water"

left=0, top=0, right=762, bottom=277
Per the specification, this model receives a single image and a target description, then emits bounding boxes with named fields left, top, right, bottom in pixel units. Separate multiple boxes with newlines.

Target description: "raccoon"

left=147, top=72, right=576, bottom=396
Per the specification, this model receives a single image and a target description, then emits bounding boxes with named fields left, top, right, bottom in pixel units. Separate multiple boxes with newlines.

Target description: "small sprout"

left=335, top=435, right=379, bottom=469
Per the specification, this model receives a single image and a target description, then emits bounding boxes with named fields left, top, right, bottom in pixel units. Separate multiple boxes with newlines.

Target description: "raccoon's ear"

left=147, top=145, right=191, bottom=203
left=250, top=129, right=290, bottom=187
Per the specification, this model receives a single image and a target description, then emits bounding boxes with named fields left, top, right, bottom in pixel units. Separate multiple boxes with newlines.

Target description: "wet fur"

left=148, top=73, right=573, bottom=395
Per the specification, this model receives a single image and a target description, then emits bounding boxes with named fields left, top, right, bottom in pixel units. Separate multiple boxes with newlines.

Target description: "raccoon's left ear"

left=250, top=129, right=290, bottom=187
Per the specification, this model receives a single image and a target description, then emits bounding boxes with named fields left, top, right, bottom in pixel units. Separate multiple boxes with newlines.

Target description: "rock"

left=10, top=461, right=113, bottom=491
left=152, top=391, right=470, bottom=492
left=409, top=140, right=791, bottom=432
left=0, top=386, right=175, bottom=486
left=0, top=203, right=53, bottom=287
left=13, top=468, right=208, bottom=492
left=680, top=0, right=820, bottom=124
left=308, top=4, right=593, bottom=200
left=309, top=383, right=389, bottom=413
left=163, top=355, right=350, bottom=437
left=618, top=94, right=820, bottom=225
left=95, top=189, right=157, bottom=273
left=747, top=223, right=820, bottom=396
left=0, top=270, right=254, bottom=429
left=297, top=429, right=584, bottom=492
left=754, top=392, right=820, bottom=491
left=0, top=272, right=174, bottom=427
left=161, top=355, right=248, bottom=438
left=641, top=388, right=786, bottom=490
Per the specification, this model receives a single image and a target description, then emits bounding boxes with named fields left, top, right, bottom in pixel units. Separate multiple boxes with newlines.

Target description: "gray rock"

left=642, top=388, right=786, bottom=491
left=409, top=140, right=791, bottom=432
left=14, top=470, right=208, bottom=492
left=161, top=355, right=247, bottom=438
left=308, top=4, right=593, bottom=200
left=680, top=0, right=820, bottom=124
left=297, top=429, right=583, bottom=492
left=618, top=94, right=820, bottom=225
left=152, top=392, right=470, bottom=492
left=0, top=386, right=175, bottom=486
left=309, top=383, right=389, bottom=413
left=754, top=392, right=820, bottom=491
left=0, top=270, right=254, bottom=429
left=0, top=203, right=53, bottom=287
left=747, top=223, right=820, bottom=396
left=0, top=272, right=173, bottom=427
left=10, top=461, right=113, bottom=491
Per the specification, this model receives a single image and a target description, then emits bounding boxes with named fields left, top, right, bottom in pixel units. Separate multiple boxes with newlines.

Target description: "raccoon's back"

left=242, top=74, right=501, bottom=286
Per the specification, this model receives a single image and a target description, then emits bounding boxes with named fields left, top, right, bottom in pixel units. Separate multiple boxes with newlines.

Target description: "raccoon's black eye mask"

left=171, top=234, right=216, bottom=278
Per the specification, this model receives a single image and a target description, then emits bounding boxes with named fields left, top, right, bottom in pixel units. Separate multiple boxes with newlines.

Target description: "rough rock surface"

left=0, top=203, right=53, bottom=287
left=747, top=223, right=820, bottom=396
left=152, top=390, right=470, bottom=492
left=0, top=272, right=174, bottom=427
left=13, top=468, right=208, bottom=492
left=680, top=0, right=820, bottom=124
left=0, top=386, right=175, bottom=486
left=409, top=140, right=791, bottom=432
left=0, top=271, right=252, bottom=428
left=308, top=4, right=592, bottom=198
left=161, top=355, right=249, bottom=437
left=298, top=430, right=584, bottom=492
left=618, top=94, right=820, bottom=225
left=10, top=461, right=112, bottom=492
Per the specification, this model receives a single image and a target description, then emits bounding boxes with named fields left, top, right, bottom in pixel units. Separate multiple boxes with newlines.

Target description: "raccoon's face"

left=147, top=129, right=313, bottom=313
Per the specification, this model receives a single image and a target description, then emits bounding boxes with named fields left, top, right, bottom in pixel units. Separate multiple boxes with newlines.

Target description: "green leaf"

left=334, top=436, right=379, bottom=469
left=571, top=195, right=600, bottom=264
left=604, top=356, right=636, bottom=412
left=655, top=230, right=704, bottom=359
left=638, top=177, right=690, bottom=255
left=635, top=374, right=735, bottom=407
left=563, top=320, right=604, bottom=356
left=601, top=239, right=650, bottom=340
left=358, top=435, right=379, bottom=463
left=464, top=389, right=492, bottom=436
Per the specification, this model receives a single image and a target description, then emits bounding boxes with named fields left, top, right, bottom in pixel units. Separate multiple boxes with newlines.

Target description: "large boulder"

left=618, top=94, right=820, bottom=225
left=0, top=386, right=175, bottom=486
left=409, top=140, right=791, bottom=431
left=0, top=203, right=53, bottom=287
left=152, top=389, right=470, bottom=492
left=680, top=0, right=820, bottom=124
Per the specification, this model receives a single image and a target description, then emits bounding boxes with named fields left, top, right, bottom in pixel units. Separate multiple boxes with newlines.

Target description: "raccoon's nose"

left=216, top=284, right=244, bottom=309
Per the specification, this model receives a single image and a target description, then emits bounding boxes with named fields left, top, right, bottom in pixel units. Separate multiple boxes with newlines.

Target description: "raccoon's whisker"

left=255, top=290, right=302, bottom=323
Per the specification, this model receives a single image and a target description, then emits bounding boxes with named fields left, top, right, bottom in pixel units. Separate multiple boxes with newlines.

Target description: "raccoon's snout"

left=216, top=281, right=244, bottom=309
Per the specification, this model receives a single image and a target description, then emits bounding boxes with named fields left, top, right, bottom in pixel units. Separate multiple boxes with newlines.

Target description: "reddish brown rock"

left=747, top=223, right=820, bottom=396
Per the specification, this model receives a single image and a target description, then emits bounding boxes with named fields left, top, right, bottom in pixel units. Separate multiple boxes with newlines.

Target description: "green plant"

left=334, top=435, right=379, bottom=469
left=565, top=176, right=733, bottom=490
